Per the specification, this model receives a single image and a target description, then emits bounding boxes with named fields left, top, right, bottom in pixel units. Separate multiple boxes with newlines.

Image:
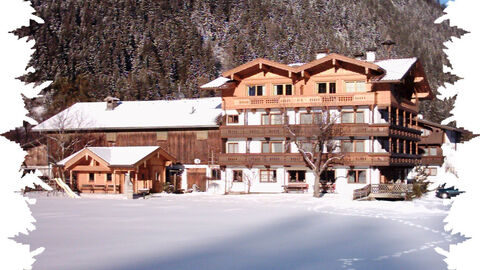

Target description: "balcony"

left=420, top=155, right=445, bottom=166
left=219, top=152, right=421, bottom=167
left=223, top=93, right=376, bottom=110
left=220, top=123, right=421, bottom=140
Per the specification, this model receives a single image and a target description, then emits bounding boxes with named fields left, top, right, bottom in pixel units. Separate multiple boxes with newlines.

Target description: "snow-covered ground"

left=18, top=193, right=463, bottom=270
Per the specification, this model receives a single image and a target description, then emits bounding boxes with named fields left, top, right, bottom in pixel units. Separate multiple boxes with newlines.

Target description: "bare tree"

left=42, top=108, right=98, bottom=192
left=284, top=109, right=343, bottom=198
left=242, top=166, right=257, bottom=194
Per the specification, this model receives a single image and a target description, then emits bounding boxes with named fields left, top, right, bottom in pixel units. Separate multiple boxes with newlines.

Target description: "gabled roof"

left=33, top=97, right=222, bottom=132
left=297, top=53, right=384, bottom=74
left=221, top=58, right=297, bottom=79
left=374, top=58, right=417, bottom=81
left=58, top=146, right=175, bottom=168
left=201, top=53, right=432, bottom=100
left=418, top=119, right=471, bottom=134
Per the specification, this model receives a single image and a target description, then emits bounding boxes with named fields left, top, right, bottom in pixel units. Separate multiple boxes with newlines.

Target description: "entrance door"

left=187, top=168, right=207, bottom=191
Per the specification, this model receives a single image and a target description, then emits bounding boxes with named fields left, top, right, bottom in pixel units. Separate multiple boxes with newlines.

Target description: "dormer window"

left=316, top=82, right=336, bottom=94
left=274, top=84, right=293, bottom=95
left=247, top=85, right=264, bottom=96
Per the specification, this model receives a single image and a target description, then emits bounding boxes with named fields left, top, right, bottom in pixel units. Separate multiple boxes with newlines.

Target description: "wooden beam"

left=414, top=77, right=424, bottom=83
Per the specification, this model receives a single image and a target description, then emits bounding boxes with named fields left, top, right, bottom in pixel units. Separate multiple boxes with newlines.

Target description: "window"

left=156, top=131, right=168, bottom=140
left=106, top=132, right=117, bottom=142
left=261, top=113, right=284, bottom=125
left=422, top=147, right=438, bottom=156
left=300, top=113, right=322, bottom=124
left=300, top=142, right=320, bottom=153
left=341, top=140, right=365, bottom=152
left=227, top=143, right=239, bottom=153
left=260, top=170, right=277, bottom=182
left=316, top=82, right=336, bottom=94
left=262, top=141, right=283, bottom=153
left=341, top=110, right=365, bottom=123
left=274, top=84, right=293, bottom=95
left=345, top=81, right=366, bottom=93
left=232, top=170, right=243, bottom=182
left=288, top=170, right=306, bottom=183
left=427, top=167, right=438, bottom=176
left=320, top=170, right=335, bottom=182
left=106, top=173, right=112, bottom=182
left=211, top=168, right=221, bottom=180
left=247, top=85, right=264, bottom=96
left=196, top=131, right=208, bottom=140
left=227, top=115, right=239, bottom=124
left=347, top=170, right=367, bottom=184
left=89, top=173, right=95, bottom=182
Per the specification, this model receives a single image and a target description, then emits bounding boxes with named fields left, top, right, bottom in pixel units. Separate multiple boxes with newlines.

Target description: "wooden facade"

left=46, top=129, right=221, bottom=166
left=60, top=147, right=175, bottom=194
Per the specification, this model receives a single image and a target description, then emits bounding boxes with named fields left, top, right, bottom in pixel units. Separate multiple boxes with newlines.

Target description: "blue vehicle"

left=436, top=185, right=465, bottom=199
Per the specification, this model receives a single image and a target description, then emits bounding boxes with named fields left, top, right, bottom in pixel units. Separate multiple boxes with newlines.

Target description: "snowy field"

left=18, top=193, right=463, bottom=270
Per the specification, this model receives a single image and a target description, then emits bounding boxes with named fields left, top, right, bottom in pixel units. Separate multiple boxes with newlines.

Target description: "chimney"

left=316, top=48, right=330, bottom=59
left=104, top=96, right=120, bottom=110
left=381, top=35, right=396, bottom=59
left=365, top=47, right=377, bottom=62
left=353, top=52, right=365, bottom=60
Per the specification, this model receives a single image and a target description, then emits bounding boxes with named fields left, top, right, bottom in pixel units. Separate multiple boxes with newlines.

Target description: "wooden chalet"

left=201, top=51, right=434, bottom=196
left=57, top=146, right=175, bottom=194
left=417, top=118, right=472, bottom=175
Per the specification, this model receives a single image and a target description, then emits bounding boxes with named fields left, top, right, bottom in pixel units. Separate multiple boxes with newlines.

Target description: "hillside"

left=14, top=0, right=464, bottom=123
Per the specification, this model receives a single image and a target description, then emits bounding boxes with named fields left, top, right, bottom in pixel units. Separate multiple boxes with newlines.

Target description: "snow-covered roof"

left=33, top=97, right=222, bottom=132
left=287, top=62, right=305, bottom=67
left=374, top=58, right=417, bottom=81
left=200, top=77, right=231, bottom=89
left=58, top=146, right=161, bottom=166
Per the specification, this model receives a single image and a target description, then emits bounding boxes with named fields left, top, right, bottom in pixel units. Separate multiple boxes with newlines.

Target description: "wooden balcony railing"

left=223, top=93, right=376, bottom=110
left=219, top=152, right=420, bottom=166
left=220, top=124, right=421, bottom=140
left=420, top=155, right=445, bottom=166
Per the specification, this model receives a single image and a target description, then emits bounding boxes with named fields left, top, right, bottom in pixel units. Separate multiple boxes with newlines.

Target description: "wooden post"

left=403, top=110, right=406, bottom=127
left=415, top=142, right=418, bottom=155
left=69, top=170, right=73, bottom=189
left=409, top=112, right=413, bottom=127
left=395, top=108, right=399, bottom=126
left=389, top=137, right=392, bottom=153
left=396, top=139, right=399, bottom=153
left=388, top=106, right=391, bottom=124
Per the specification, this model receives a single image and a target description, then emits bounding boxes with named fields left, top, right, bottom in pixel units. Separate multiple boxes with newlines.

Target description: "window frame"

left=211, top=168, right=221, bottom=180
left=106, top=173, right=112, bottom=182
left=227, top=115, right=239, bottom=124
left=232, top=170, right=243, bottom=182
left=89, top=173, right=95, bottom=182
left=341, top=110, right=365, bottom=124
left=299, top=112, right=323, bottom=125
left=246, top=85, right=265, bottom=96
left=341, top=140, right=365, bottom=153
left=261, top=113, right=284, bottom=125
left=316, top=81, right=336, bottom=94
left=347, top=170, right=367, bottom=184
left=287, top=170, right=306, bottom=183
left=345, top=81, right=367, bottom=93
left=260, top=169, right=277, bottom=183
left=227, top=142, right=239, bottom=153
left=261, top=141, right=284, bottom=153
left=273, top=84, right=294, bottom=96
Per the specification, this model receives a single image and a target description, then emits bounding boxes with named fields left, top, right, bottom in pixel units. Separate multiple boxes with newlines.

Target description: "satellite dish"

left=194, top=159, right=201, bottom=164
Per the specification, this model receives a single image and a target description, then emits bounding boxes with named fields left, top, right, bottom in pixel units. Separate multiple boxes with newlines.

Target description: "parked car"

left=436, top=186, right=465, bottom=199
